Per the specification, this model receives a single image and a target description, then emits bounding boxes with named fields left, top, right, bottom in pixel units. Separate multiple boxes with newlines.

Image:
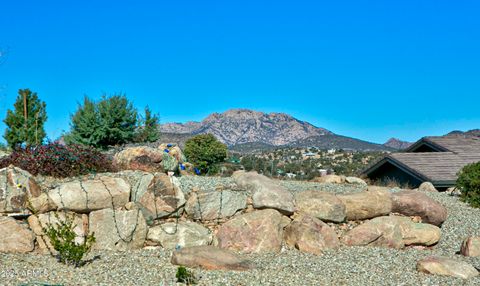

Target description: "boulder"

left=284, top=214, right=340, bottom=255
left=342, top=216, right=404, bottom=249
left=345, top=177, right=368, bottom=187
left=294, top=191, right=345, bottom=222
left=147, top=221, right=213, bottom=249
left=461, top=236, right=480, bottom=257
left=185, top=190, right=247, bottom=221
left=0, top=216, right=35, bottom=253
left=338, top=190, right=392, bottom=221
left=89, top=208, right=147, bottom=251
left=114, top=146, right=164, bottom=172
left=417, top=256, right=479, bottom=279
left=391, top=190, right=447, bottom=226
left=132, top=173, right=185, bottom=222
left=216, top=209, right=285, bottom=253
left=232, top=171, right=294, bottom=215
left=33, top=176, right=130, bottom=213
left=171, top=245, right=253, bottom=271
left=418, top=182, right=438, bottom=193
left=394, top=217, right=441, bottom=246
left=158, top=144, right=186, bottom=163
left=0, top=166, right=42, bottom=214
left=312, top=175, right=345, bottom=184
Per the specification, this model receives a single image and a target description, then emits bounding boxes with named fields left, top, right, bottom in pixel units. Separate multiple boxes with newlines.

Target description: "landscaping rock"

left=171, top=245, right=253, bottom=271
left=89, top=208, right=147, bottom=251
left=41, top=176, right=131, bottom=213
left=312, top=175, right=345, bottom=184
left=294, top=190, right=345, bottom=222
left=461, top=236, right=480, bottom=257
left=147, top=221, right=212, bottom=249
left=185, top=190, right=247, bottom=221
left=342, top=216, right=404, bottom=249
left=391, top=190, right=447, bottom=226
left=395, top=217, right=441, bottom=246
left=114, top=146, right=164, bottom=172
left=216, top=209, right=285, bottom=253
left=0, top=216, right=35, bottom=253
left=232, top=171, right=294, bottom=215
left=418, top=182, right=438, bottom=193
left=0, top=166, right=42, bottom=214
left=345, top=176, right=368, bottom=187
left=132, top=173, right=185, bottom=222
left=417, top=256, right=479, bottom=279
left=338, top=190, right=392, bottom=221
left=284, top=214, right=340, bottom=255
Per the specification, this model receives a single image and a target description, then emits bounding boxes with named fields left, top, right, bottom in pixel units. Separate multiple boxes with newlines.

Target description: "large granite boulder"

left=338, top=190, right=392, bottom=221
left=418, top=182, right=438, bottom=193
left=30, top=176, right=130, bottom=214
left=114, top=146, right=164, bottom=172
left=417, top=256, right=479, bottom=279
left=391, top=190, right=447, bottom=226
left=461, top=236, right=480, bottom=257
left=0, top=216, right=35, bottom=253
left=312, top=175, right=345, bottom=184
left=216, top=209, right=285, bottom=253
left=171, top=245, right=253, bottom=271
left=342, top=216, right=441, bottom=249
left=284, top=214, right=340, bottom=255
left=147, top=221, right=213, bottom=249
left=294, top=190, right=345, bottom=223
left=0, top=166, right=42, bottom=214
left=232, top=171, right=294, bottom=215
left=89, top=208, right=147, bottom=251
left=131, top=173, right=185, bottom=222
left=185, top=190, right=247, bottom=221
left=345, top=176, right=368, bottom=187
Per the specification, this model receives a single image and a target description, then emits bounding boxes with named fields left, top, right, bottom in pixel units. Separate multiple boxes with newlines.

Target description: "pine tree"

left=135, top=106, right=160, bottom=143
left=3, top=89, right=47, bottom=148
left=64, top=97, right=100, bottom=147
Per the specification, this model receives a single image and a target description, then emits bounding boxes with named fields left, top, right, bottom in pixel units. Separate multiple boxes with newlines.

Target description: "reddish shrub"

left=0, top=142, right=115, bottom=178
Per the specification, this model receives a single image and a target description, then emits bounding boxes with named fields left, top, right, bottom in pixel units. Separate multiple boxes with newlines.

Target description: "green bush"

left=184, top=134, right=227, bottom=175
left=134, top=106, right=160, bottom=143
left=176, top=266, right=197, bottom=284
left=3, top=89, right=47, bottom=148
left=65, top=94, right=138, bottom=149
left=457, top=161, right=480, bottom=208
left=43, top=214, right=96, bottom=267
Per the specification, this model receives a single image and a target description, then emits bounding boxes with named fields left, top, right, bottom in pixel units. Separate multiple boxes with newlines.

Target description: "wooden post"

left=23, top=91, right=28, bottom=144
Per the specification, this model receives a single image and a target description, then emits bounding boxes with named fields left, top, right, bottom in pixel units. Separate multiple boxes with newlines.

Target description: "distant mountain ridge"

left=383, top=138, right=412, bottom=150
left=161, top=109, right=392, bottom=152
left=446, top=129, right=480, bottom=138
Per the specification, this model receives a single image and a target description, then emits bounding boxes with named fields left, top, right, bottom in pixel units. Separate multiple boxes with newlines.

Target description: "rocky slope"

left=447, top=129, right=480, bottom=138
left=161, top=109, right=391, bottom=152
left=383, top=138, right=412, bottom=150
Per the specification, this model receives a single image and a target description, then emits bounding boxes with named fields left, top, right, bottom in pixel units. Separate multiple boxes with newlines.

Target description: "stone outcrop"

left=171, top=245, right=253, bottom=271
left=232, top=171, right=294, bottom=215
left=294, top=190, right=345, bottom=222
left=147, top=221, right=212, bottom=249
left=417, top=256, right=479, bottom=279
left=0, top=166, right=42, bottom=214
left=284, top=214, right=340, bottom=255
left=0, top=216, right=35, bottom=253
left=89, top=208, right=147, bottom=251
left=185, top=190, right=247, bottom=221
left=216, top=209, right=285, bottom=253
left=338, top=190, right=392, bottom=221
left=391, top=190, right=447, bottom=226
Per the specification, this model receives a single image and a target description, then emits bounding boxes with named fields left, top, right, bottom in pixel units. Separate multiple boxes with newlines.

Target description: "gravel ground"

left=2, top=176, right=480, bottom=286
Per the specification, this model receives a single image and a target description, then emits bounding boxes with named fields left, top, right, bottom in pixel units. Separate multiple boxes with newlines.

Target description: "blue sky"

left=1, top=0, right=479, bottom=144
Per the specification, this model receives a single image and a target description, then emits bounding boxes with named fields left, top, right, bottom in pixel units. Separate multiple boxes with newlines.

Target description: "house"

left=362, top=136, right=480, bottom=189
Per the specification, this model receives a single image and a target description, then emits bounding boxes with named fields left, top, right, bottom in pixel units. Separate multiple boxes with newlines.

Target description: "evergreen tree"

left=184, top=134, right=228, bottom=174
left=134, top=106, right=160, bottom=143
left=3, top=89, right=47, bottom=148
left=65, top=94, right=137, bottom=149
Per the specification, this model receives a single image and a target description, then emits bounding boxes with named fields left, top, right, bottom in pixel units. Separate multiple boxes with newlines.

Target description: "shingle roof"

left=364, top=135, right=480, bottom=187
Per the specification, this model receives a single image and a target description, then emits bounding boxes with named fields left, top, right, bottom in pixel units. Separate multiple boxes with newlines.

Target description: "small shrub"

left=184, top=134, right=227, bottom=175
left=457, top=162, right=480, bottom=208
left=43, top=214, right=96, bottom=267
left=176, top=266, right=197, bottom=285
left=0, top=142, right=115, bottom=178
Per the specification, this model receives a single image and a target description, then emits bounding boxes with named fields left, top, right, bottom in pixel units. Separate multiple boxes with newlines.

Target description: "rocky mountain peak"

left=383, top=138, right=412, bottom=150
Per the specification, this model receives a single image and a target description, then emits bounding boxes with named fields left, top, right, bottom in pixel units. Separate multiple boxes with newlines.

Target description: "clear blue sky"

left=1, top=0, right=479, bottom=144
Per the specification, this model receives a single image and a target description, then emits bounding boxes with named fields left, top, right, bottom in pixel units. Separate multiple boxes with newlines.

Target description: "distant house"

left=362, top=136, right=480, bottom=189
